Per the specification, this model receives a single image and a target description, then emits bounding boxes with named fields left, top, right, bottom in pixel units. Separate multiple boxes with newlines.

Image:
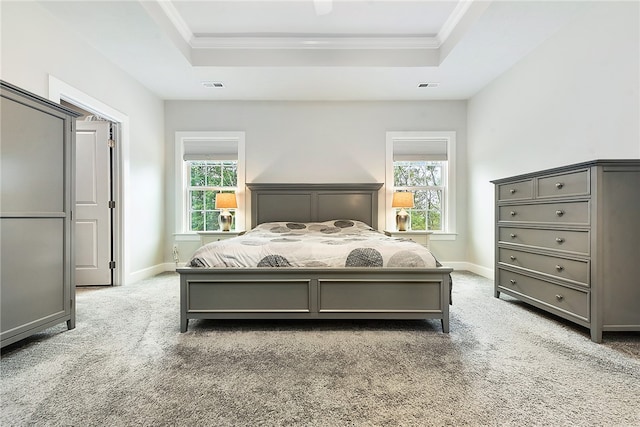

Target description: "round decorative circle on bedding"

left=286, top=223, right=307, bottom=229
left=345, top=248, right=383, bottom=267
left=388, top=250, right=426, bottom=267
left=334, top=220, right=354, bottom=228
left=257, top=255, right=292, bottom=267
left=321, top=227, right=341, bottom=234
left=270, top=226, right=291, bottom=234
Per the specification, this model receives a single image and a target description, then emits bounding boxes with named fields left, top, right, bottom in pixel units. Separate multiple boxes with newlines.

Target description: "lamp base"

left=219, top=210, right=233, bottom=232
left=396, top=209, right=410, bottom=232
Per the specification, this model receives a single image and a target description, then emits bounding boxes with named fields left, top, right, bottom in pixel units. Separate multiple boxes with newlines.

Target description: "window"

left=175, top=132, right=245, bottom=234
left=385, top=132, right=456, bottom=236
left=187, top=160, right=237, bottom=231
left=394, top=160, right=445, bottom=231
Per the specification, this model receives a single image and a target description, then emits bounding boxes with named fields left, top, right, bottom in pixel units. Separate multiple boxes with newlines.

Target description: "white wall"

left=165, top=101, right=468, bottom=265
left=1, top=1, right=166, bottom=284
left=467, top=1, right=640, bottom=272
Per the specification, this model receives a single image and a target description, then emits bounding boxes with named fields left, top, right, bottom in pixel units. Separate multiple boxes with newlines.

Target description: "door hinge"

left=108, top=139, right=116, bottom=148
left=108, top=200, right=116, bottom=209
left=109, top=261, right=116, bottom=269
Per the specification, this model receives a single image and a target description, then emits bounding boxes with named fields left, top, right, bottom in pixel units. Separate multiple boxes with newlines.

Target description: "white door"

left=75, top=121, right=112, bottom=286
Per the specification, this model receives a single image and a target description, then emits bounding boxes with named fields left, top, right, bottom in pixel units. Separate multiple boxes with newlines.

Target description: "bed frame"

left=177, top=183, right=453, bottom=333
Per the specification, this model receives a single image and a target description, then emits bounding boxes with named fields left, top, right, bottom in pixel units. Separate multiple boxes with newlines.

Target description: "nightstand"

left=198, top=231, right=243, bottom=246
left=384, top=230, right=433, bottom=249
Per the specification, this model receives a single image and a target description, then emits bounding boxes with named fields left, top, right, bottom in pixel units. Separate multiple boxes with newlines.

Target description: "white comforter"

left=187, top=220, right=438, bottom=268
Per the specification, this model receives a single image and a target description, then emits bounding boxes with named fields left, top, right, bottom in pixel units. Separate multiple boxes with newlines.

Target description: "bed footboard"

left=177, top=267, right=453, bottom=333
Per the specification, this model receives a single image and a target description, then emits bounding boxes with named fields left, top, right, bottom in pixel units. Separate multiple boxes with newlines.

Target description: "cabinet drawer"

left=499, top=227, right=590, bottom=256
left=537, top=170, right=589, bottom=198
left=498, top=269, right=589, bottom=321
left=497, top=179, right=533, bottom=201
left=498, top=247, right=589, bottom=286
left=498, top=201, right=589, bottom=225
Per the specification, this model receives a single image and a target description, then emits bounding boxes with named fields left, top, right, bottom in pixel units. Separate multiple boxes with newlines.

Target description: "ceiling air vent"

left=202, top=81, right=224, bottom=89
left=418, top=82, right=440, bottom=88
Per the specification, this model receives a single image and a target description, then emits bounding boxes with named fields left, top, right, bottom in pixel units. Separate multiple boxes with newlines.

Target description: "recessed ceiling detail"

left=150, top=0, right=482, bottom=67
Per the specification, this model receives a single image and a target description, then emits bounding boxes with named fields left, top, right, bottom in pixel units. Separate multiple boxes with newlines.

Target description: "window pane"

left=206, top=164, right=222, bottom=186
left=410, top=210, right=426, bottom=231
left=205, top=191, right=216, bottom=211
left=205, top=211, right=219, bottom=231
left=425, top=163, right=442, bottom=186
left=413, top=190, right=428, bottom=210
left=426, top=189, right=442, bottom=211
left=428, top=209, right=442, bottom=231
left=190, top=190, right=204, bottom=210
left=190, top=163, right=206, bottom=186
left=222, top=162, right=238, bottom=186
left=190, top=211, right=204, bottom=231
left=394, top=163, right=410, bottom=186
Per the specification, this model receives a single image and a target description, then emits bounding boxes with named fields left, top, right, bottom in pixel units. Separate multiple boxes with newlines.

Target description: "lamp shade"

left=215, top=193, right=237, bottom=209
left=391, top=192, right=414, bottom=208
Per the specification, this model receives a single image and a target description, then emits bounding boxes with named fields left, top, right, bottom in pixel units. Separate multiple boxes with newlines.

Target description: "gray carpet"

left=1, top=271, right=639, bottom=426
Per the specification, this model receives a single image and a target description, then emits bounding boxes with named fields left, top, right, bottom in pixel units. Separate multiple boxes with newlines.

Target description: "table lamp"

left=392, top=191, right=414, bottom=231
left=215, top=192, right=237, bottom=231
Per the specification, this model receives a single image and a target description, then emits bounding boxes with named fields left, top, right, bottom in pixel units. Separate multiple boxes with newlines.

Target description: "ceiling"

left=38, top=0, right=592, bottom=101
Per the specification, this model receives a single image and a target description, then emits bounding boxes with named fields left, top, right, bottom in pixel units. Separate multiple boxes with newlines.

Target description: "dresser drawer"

left=497, top=179, right=533, bottom=201
left=499, top=227, right=590, bottom=256
left=498, top=201, right=589, bottom=225
left=537, top=169, right=589, bottom=198
left=498, top=269, right=589, bottom=321
left=498, top=247, right=589, bottom=286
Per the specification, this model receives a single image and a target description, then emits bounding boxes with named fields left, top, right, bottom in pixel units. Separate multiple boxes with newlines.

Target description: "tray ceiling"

left=37, top=0, right=593, bottom=100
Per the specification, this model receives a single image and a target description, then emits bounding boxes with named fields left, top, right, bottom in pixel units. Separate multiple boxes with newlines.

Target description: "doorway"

left=62, top=101, right=118, bottom=286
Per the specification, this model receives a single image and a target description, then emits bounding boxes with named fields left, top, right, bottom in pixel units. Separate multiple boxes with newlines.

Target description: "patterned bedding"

left=187, top=219, right=438, bottom=268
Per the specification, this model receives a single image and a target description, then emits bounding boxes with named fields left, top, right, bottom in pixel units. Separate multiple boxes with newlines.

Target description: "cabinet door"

left=1, top=218, right=69, bottom=337
left=0, top=97, right=65, bottom=214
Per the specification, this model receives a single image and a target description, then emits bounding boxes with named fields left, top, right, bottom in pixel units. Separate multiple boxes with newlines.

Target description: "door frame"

left=48, top=76, right=128, bottom=286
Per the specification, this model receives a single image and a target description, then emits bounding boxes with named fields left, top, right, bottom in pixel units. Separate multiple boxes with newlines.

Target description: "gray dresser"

left=492, top=160, right=640, bottom=342
left=1, top=81, right=80, bottom=348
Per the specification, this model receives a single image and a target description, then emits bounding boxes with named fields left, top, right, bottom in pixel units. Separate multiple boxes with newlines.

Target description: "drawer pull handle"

left=510, top=256, right=517, bottom=261
left=510, top=189, right=516, bottom=194
left=510, top=211, right=517, bottom=216
left=556, top=237, right=565, bottom=243
left=510, top=279, right=517, bottom=285
left=555, top=182, right=564, bottom=189
left=555, top=294, right=564, bottom=301
left=555, top=265, right=564, bottom=272
left=510, top=233, right=517, bottom=238
left=555, top=210, right=565, bottom=217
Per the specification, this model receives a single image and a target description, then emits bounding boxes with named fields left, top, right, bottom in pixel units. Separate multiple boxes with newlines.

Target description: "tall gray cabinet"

left=1, top=81, right=80, bottom=348
left=492, top=160, right=640, bottom=343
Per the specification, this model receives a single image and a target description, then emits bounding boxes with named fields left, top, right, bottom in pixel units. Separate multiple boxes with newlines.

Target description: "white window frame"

left=385, top=131, right=456, bottom=240
left=175, top=131, right=245, bottom=236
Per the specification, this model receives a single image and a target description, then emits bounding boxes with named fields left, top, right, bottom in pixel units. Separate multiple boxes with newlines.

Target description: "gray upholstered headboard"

left=246, top=183, right=383, bottom=229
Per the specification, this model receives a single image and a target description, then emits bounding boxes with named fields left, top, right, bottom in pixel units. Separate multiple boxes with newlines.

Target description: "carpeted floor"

left=1, top=271, right=639, bottom=426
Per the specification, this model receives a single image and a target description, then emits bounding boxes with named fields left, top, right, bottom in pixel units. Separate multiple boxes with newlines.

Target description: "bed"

left=177, top=183, right=453, bottom=333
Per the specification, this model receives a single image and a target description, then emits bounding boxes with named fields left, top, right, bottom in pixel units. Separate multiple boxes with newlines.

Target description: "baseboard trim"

left=439, top=261, right=493, bottom=279
left=129, top=263, right=176, bottom=284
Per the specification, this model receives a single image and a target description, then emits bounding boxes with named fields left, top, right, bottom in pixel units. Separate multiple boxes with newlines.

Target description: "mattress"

left=187, top=219, right=438, bottom=268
